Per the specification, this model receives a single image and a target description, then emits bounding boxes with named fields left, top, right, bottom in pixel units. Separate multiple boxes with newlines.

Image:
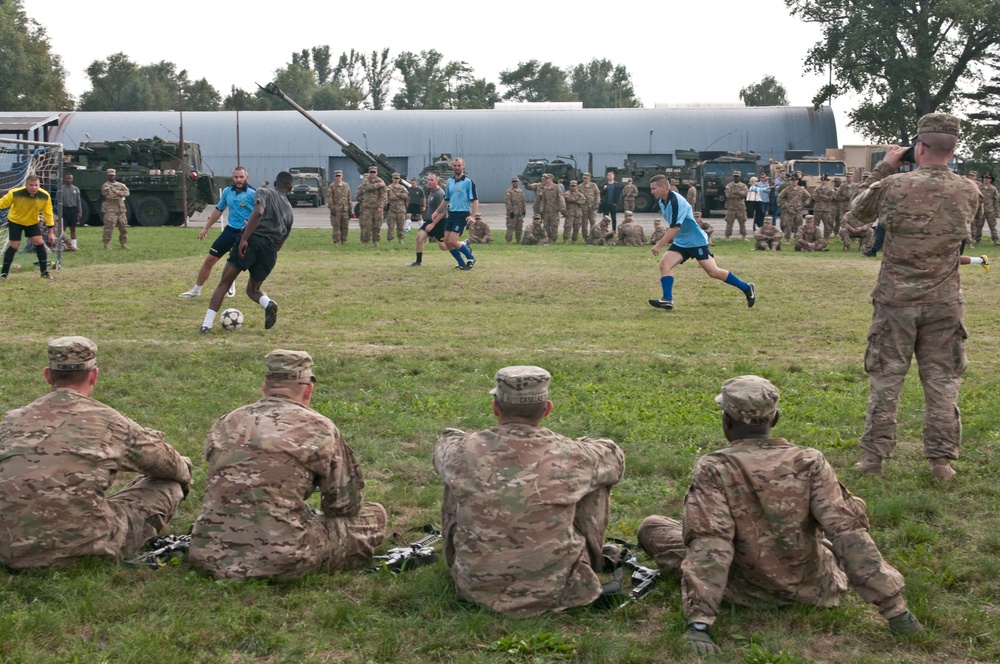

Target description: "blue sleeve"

left=470, top=180, right=478, bottom=201
left=215, top=187, right=231, bottom=212
left=444, top=179, right=452, bottom=201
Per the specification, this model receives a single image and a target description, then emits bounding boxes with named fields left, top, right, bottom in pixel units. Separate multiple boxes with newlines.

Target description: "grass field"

left=0, top=226, right=997, bottom=663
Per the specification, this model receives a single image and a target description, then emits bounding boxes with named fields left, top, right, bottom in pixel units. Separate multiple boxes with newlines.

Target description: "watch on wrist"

left=689, top=622, right=709, bottom=632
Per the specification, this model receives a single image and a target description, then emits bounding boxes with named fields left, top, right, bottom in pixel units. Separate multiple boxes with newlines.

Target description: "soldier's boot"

left=930, top=458, right=956, bottom=482
left=103, top=243, right=110, bottom=251
left=120, top=243, right=129, bottom=250
left=855, top=452, right=883, bottom=476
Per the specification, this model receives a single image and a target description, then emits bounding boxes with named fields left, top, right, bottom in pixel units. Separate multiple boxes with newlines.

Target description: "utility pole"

left=179, top=87, right=187, bottom=228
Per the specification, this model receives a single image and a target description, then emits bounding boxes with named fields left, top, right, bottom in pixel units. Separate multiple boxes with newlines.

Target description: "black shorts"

left=406, top=203, right=422, bottom=216
left=444, top=211, right=469, bottom=235
left=420, top=219, right=445, bottom=242
left=62, top=206, right=80, bottom=228
left=228, top=234, right=279, bottom=283
left=7, top=223, right=42, bottom=242
left=668, top=244, right=713, bottom=263
left=209, top=225, right=242, bottom=258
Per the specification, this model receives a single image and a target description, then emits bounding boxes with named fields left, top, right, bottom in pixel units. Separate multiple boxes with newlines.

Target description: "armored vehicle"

left=695, top=151, right=761, bottom=216
left=604, top=163, right=696, bottom=213
left=778, top=154, right=846, bottom=193
left=417, top=154, right=454, bottom=188
left=65, top=137, right=217, bottom=226
left=288, top=166, right=327, bottom=207
left=519, top=157, right=581, bottom=189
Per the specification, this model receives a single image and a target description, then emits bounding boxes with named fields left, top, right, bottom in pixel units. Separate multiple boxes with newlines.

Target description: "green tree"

left=313, top=82, right=364, bottom=110
left=223, top=86, right=269, bottom=111
left=739, top=75, right=789, bottom=107
left=499, top=60, right=576, bottom=102
left=964, top=60, right=1000, bottom=161
left=454, top=78, right=500, bottom=110
left=569, top=59, right=640, bottom=108
left=255, top=63, right=316, bottom=110
left=787, top=0, right=1000, bottom=142
left=392, top=50, right=451, bottom=109
left=79, top=54, right=220, bottom=111
left=0, top=0, right=72, bottom=110
left=363, top=48, right=393, bottom=110
left=311, top=46, right=332, bottom=86
left=183, top=78, right=221, bottom=111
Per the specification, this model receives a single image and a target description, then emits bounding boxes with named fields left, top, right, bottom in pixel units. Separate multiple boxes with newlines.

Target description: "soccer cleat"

left=454, top=264, right=467, bottom=270
left=40, top=272, right=53, bottom=280
left=264, top=301, right=279, bottom=329
left=199, top=325, right=211, bottom=334
left=648, top=298, right=674, bottom=310
left=227, top=283, right=236, bottom=297
left=981, top=255, right=990, bottom=273
left=408, top=261, right=422, bottom=267
left=465, top=258, right=475, bottom=269
left=0, top=273, right=7, bottom=280
left=745, top=282, right=756, bottom=308
left=179, top=288, right=199, bottom=298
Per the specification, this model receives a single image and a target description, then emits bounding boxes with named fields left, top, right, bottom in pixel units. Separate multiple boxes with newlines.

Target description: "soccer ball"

left=220, top=308, right=244, bottom=330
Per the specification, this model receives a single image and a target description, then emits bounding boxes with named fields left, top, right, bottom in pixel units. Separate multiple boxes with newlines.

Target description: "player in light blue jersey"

left=648, top=174, right=755, bottom=311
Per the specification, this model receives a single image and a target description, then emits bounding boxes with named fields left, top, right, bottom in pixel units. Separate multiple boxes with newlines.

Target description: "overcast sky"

left=24, top=0, right=866, bottom=145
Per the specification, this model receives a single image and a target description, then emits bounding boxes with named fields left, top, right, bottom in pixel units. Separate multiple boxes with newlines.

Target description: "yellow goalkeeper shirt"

left=0, top=186, right=55, bottom=227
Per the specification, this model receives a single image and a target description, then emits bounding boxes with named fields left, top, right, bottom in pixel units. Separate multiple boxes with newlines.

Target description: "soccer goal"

left=0, top=137, right=64, bottom=266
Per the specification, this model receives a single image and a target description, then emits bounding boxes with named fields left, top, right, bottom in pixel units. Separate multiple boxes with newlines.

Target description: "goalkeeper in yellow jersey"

left=1, top=175, right=55, bottom=280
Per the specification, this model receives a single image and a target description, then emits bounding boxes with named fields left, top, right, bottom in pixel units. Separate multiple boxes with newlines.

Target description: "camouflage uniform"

left=812, top=180, right=837, bottom=237
left=622, top=182, right=639, bottom=212
left=563, top=183, right=588, bottom=242
left=433, top=366, right=624, bottom=616
left=505, top=180, right=526, bottom=243
left=694, top=213, right=715, bottom=245
left=650, top=223, right=665, bottom=246
left=724, top=176, right=749, bottom=239
left=101, top=170, right=130, bottom=248
left=521, top=215, right=548, bottom=245
left=326, top=174, right=352, bottom=244
left=753, top=221, right=782, bottom=250
left=386, top=177, right=409, bottom=243
left=0, top=337, right=191, bottom=569
left=538, top=179, right=566, bottom=242
left=638, top=376, right=911, bottom=627
left=850, top=114, right=983, bottom=468
left=190, top=350, right=386, bottom=580
left=579, top=175, right=600, bottom=238
left=794, top=219, right=828, bottom=251
left=587, top=216, right=616, bottom=246
left=838, top=210, right=874, bottom=252
left=523, top=181, right=544, bottom=219
left=617, top=213, right=647, bottom=246
left=468, top=215, right=493, bottom=244
left=973, top=178, right=998, bottom=244
left=685, top=184, right=698, bottom=209
left=777, top=185, right=810, bottom=239
left=357, top=172, right=387, bottom=247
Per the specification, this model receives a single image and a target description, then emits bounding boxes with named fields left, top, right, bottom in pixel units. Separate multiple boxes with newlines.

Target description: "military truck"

left=417, top=154, right=454, bottom=188
left=288, top=166, right=327, bottom=207
left=520, top=157, right=581, bottom=189
left=65, top=137, right=217, bottom=226
left=775, top=152, right=847, bottom=193
left=694, top=151, right=761, bottom=216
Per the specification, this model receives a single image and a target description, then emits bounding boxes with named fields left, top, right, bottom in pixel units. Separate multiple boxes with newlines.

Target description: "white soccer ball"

left=220, top=308, right=244, bottom=330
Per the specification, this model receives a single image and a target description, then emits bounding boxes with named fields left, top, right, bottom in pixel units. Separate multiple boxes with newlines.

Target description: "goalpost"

left=0, top=137, right=65, bottom=268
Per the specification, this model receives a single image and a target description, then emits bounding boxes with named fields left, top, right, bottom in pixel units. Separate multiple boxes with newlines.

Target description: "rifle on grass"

left=607, top=538, right=661, bottom=610
left=125, top=535, right=191, bottom=569
left=366, top=525, right=441, bottom=574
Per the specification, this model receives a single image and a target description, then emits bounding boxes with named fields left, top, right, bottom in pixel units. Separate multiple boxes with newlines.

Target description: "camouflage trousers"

left=971, top=212, right=998, bottom=244
left=839, top=227, right=874, bottom=252
left=386, top=209, right=406, bottom=242
left=813, top=207, right=836, bottom=237
left=754, top=237, right=781, bottom=251
left=794, top=237, right=828, bottom=251
left=724, top=206, right=747, bottom=239
left=860, top=301, right=967, bottom=461
left=782, top=208, right=803, bottom=239
left=506, top=213, right=524, bottom=243
left=542, top=212, right=561, bottom=243
left=108, top=476, right=187, bottom=558
left=624, top=197, right=636, bottom=212
left=102, top=209, right=128, bottom=246
left=584, top=208, right=595, bottom=239
left=359, top=207, right=382, bottom=246
left=564, top=210, right=584, bottom=242
left=698, top=222, right=715, bottom=245
left=329, top=209, right=350, bottom=244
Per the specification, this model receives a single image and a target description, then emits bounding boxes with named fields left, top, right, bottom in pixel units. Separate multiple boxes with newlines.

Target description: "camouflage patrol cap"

left=917, top=112, right=960, bottom=136
left=533, top=213, right=542, bottom=220
left=368, top=166, right=378, bottom=173
left=47, top=336, right=97, bottom=372
left=733, top=171, right=742, bottom=177
left=264, top=349, right=316, bottom=383
left=334, top=170, right=343, bottom=176
left=511, top=176, right=519, bottom=182
left=693, top=211, right=702, bottom=218
left=569, top=180, right=578, bottom=186
left=542, top=172, right=554, bottom=179
left=967, top=170, right=979, bottom=178
left=763, top=216, right=773, bottom=224
left=624, top=210, right=633, bottom=218
left=583, top=172, right=592, bottom=178
left=805, top=214, right=815, bottom=222
left=106, top=168, right=116, bottom=176
left=985, top=173, right=994, bottom=181
left=392, top=172, right=400, bottom=179
left=475, top=213, right=482, bottom=219
left=490, top=365, right=551, bottom=405
left=715, top=375, right=779, bottom=425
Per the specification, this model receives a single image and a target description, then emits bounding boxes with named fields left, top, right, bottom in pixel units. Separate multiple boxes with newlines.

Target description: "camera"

left=901, top=145, right=916, bottom=164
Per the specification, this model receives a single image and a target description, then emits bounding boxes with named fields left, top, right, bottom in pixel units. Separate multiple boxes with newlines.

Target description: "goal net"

left=0, top=137, right=64, bottom=266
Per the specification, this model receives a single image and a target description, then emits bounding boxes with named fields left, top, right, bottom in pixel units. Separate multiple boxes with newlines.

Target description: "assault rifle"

left=125, top=534, right=191, bottom=569
left=607, top=539, right=662, bottom=610
left=367, top=525, right=441, bottom=574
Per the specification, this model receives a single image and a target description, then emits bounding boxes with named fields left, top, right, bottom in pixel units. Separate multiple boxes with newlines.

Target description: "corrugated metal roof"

left=3, top=107, right=837, bottom=201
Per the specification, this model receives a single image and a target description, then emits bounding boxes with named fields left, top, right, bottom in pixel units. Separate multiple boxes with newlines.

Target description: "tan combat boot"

left=120, top=243, right=129, bottom=250
left=855, top=452, right=883, bottom=476
left=103, top=243, right=110, bottom=250
left=929, top=458, right=955, bottom=481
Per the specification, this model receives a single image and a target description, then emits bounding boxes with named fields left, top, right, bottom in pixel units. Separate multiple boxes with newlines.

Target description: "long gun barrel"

left=366, top=527, right=442, bottom=573
left=258, top=82, right=408, bottom=187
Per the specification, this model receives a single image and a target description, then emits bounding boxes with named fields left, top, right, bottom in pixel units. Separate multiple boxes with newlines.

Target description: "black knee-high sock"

left=2, top=245, right=16, bottom=274
left=35, top=244, right=48, bottom=273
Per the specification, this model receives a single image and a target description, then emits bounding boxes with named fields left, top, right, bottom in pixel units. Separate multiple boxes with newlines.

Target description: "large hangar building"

left=26, top=106, right=836, bottom=202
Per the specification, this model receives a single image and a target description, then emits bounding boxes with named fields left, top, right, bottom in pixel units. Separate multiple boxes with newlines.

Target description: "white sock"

left=71, top=239, right=77, bottom=248
left=259, top=295, right=271, bottom=309
left=191, top=284, right=202, bottom=294
left=203, top=309, right=217, bottom=328
left=969, top=257, right=985, bottom=264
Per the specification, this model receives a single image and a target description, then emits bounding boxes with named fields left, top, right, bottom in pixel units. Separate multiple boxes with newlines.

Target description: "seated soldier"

left=521, top=214, right=549, bottom=245
left=0, top=337, right=192, bottom=569
left=650, top=219, right=665, bottom=245
left=190, top=349, right=386, bottom=580
left=839, top=211, right=875, bottom=252
left=468, top=213, right=493, bottom=244
left=638, top=376, right=924, bottom=656
left=433, top=366, right=624, bottom=616
left=617, top=211, right=647, bottom=246
left=693, top=211, right=715, bottom=246
left=753, top=216, right=782, bottom=250
left=587, top=215, right=616, bottom=246
left=794, top=215, right=829, bottom=251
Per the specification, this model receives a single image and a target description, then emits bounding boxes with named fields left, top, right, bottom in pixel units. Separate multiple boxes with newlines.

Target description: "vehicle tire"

left=132, top=195, right=170, bottom=226
left=634, top=192, right=654, bottom=213
left=79, top=197, right=97, bottom=225
left=312, top=195, right=319, bottom=207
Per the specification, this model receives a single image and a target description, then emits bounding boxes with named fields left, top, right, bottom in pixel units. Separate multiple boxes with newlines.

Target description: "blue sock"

left=449, top=248, right=466, bottom=267
left=724, top=271, right=749, bottom=292
left=460, top=243, right=474, bottom=260
left=660, top=276, right=674, bottom=300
